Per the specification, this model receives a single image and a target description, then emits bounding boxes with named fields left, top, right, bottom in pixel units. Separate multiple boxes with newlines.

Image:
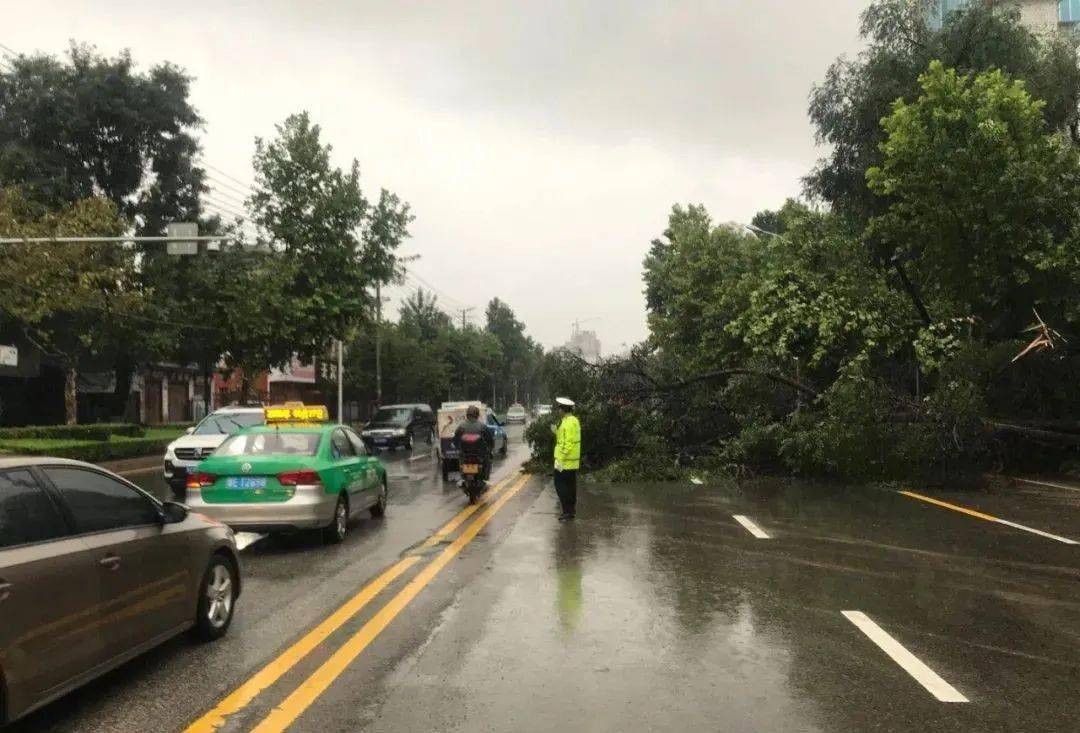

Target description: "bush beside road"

left=0, top=426, right=188, bottom=463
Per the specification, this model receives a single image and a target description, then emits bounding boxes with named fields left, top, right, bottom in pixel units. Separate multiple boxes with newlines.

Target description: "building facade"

left=930, top=0, right=1080, bottom=31
left=564, top=329, right=602, bottom=363
left=213, top=357, right=321, bottom=409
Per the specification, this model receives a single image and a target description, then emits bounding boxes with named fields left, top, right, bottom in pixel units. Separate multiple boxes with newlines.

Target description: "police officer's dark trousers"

left=553, top=469, right=577, bottom=517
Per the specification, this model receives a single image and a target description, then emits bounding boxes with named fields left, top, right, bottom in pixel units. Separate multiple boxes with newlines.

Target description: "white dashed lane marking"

left=733, top=514, right=770, bottom=539
left=842, top=611, right=968, bottom=703
left=1018, top=478, right=1080, bottom=494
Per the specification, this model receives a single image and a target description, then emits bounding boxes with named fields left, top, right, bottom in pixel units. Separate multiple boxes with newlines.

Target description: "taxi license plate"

left=226, top=477, right=267, bottom=489
left=461, top=464, right=480, bottom=475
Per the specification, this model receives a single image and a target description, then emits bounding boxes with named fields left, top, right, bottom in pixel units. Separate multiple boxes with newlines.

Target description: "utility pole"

left=457, top=307, right=475, bottom=329
left=375, top=282, right=383, bottom=408
left=337, top=339, right=344, bottom=425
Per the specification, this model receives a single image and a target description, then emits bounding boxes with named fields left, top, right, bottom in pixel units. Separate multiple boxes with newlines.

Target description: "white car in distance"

left=164, top=407, right=265, bottom=494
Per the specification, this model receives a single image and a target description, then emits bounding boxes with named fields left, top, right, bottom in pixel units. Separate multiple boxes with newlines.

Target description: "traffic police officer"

left=553, top=397, right=581, bottom=521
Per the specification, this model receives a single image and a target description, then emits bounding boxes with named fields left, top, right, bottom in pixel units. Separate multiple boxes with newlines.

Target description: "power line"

left=196, top=196, right=258, bottom=238
left=0, top=42, right=18, bottom=57
left=203, top=176, right=250, bottom=204
left=201, top=161, right=255, bottom=192
left=201, top=196, right=249, bottom=222
left=403, top=268, right=477, bottom=312
left=394, top=274, right=484, bottom=328
left=203, top=171, right=255, bottom=201
left=398, top=275, right=455, bottom=315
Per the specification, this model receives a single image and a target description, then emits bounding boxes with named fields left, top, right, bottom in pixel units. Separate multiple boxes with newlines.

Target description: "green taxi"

left=185, top=405, right=387, bottom=543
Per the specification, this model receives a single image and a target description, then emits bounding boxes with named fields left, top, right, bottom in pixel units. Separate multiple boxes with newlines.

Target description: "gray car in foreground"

left=0, top=457, right=241, bottom=726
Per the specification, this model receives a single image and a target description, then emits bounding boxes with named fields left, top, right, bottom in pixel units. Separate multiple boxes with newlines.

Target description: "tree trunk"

left=64, top=365, right=78, bottom=425
left=202, top=363, right=213, bottom=416
left=112, top=355, right=134, bottom=421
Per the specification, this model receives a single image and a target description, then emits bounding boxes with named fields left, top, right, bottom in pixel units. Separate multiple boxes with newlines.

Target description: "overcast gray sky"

left=8, top=0, right=868, bottom=351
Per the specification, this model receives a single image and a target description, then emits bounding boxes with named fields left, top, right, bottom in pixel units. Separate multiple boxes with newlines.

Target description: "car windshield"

left=194, top=412, right=264, bottom=435
left=508, top=406, right=524, bottom=414
left=372, top=408, right=411, bottom=425
left=216, top=431, right=321, bottom=456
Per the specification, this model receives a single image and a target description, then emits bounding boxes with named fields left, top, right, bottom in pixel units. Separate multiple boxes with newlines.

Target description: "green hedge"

left=0, top=423, right=146, bottom=441
left=0, top=428, right=187, bottom=463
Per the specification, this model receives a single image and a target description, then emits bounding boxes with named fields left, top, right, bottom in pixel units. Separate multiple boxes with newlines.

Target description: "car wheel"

left=500, top=439, right=508, bottom=457
left=193, top=555, right=237, bottom=641
left=371, top=481, right=387, bottom=518
left=404, top=433, right=414, bottom=451
left=427, top=427, right=435, bottom=444
left=323, top=494, right=349, bottom=544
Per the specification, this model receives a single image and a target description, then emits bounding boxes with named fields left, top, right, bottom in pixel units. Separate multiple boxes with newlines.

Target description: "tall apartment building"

left=565, top=329, right=602, bottom=363
left=930, top=1, right=1080, bottom=31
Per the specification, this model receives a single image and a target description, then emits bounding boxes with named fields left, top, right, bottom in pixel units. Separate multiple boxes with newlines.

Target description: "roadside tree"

left=807, top=0, right=1080, bottom=222
left=0, top=189, right=139, bottom=423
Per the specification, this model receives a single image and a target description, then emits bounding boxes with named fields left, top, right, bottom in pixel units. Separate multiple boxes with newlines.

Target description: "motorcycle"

left=457, top=433, right=489, bottom=504
left=459, top=459, right=486, bottom=504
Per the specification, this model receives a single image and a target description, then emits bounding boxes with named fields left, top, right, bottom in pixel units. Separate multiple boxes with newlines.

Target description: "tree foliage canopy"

left=807, top=0, right=1080, bottom=221
left=0, top=44, right=206, bottom=233
left=866, top=61, right=1080, bottom=339
left=541, top=3, right=1080, bottom=481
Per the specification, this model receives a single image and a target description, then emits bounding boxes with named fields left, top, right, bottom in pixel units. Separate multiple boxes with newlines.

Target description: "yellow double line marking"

left=184, top=473, right=527, bottom=733
left=251, top=473, right=531, bottom=731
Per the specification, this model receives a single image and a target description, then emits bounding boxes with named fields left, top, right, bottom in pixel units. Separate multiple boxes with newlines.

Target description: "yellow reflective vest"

left=554, top=414, right=581, bottom=470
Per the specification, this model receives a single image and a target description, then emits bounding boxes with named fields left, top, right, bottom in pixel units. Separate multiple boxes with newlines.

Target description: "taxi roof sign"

left=264, top=404, right=329, bottom=423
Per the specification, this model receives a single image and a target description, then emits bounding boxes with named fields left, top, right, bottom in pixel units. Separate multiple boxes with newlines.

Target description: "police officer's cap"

left=555, top=397, right=575, bottom=408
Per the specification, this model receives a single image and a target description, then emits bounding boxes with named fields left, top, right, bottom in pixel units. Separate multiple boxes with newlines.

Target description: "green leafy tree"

left=807, top=0, right=1080, bottom=222
left=643, top=205, right=767, bottom=373
left=242, top=111, right=411, bottom=392
left=142, top=231, right=258, bottom=408
left=0, top=188, right=138, bottom=423
left=866, top=61, right=1080, bottom=340
left=444, top=325, right=503, bottom=403
left=400, top=289, right=452, bottom=341
left=485, top=298, right=543, bottom=407
left=728, top=213, right=909, bottom=373
left=0, top=44, right=216, bottom=415
left=0, top=44, right=206, bottom=231
left=363, top=189, right=413, bottom=288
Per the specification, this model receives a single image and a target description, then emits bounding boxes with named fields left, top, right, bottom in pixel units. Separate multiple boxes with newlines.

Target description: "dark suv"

left=360, top=403, right=436, bottom=451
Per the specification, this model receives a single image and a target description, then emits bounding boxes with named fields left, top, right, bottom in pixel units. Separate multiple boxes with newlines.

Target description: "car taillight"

left=278, top=469, right=322, bottom=486
left=186, top=472, right=217, bottom=489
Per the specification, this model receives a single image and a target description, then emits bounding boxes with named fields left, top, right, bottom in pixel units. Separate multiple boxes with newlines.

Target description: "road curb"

left=98, top=454, right=162, bottom=475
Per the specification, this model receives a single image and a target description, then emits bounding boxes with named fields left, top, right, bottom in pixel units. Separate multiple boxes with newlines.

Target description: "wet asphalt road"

left=9, top=432, right=1080, bottom=732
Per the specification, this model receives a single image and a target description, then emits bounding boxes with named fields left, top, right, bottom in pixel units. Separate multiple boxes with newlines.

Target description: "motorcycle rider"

left=452, top=405, right=494, bottom=481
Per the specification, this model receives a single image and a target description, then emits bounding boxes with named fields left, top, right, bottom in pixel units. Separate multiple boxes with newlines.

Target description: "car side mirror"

left=161, top=501, right=188, bottom=524
left=185, top=426, right=195, bottom=435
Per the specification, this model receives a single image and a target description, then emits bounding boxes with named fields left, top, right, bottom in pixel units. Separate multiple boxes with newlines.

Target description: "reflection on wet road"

left=12, top=445, right=1080, bottom=732
left=361, top=479, right=1079, bottom=733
